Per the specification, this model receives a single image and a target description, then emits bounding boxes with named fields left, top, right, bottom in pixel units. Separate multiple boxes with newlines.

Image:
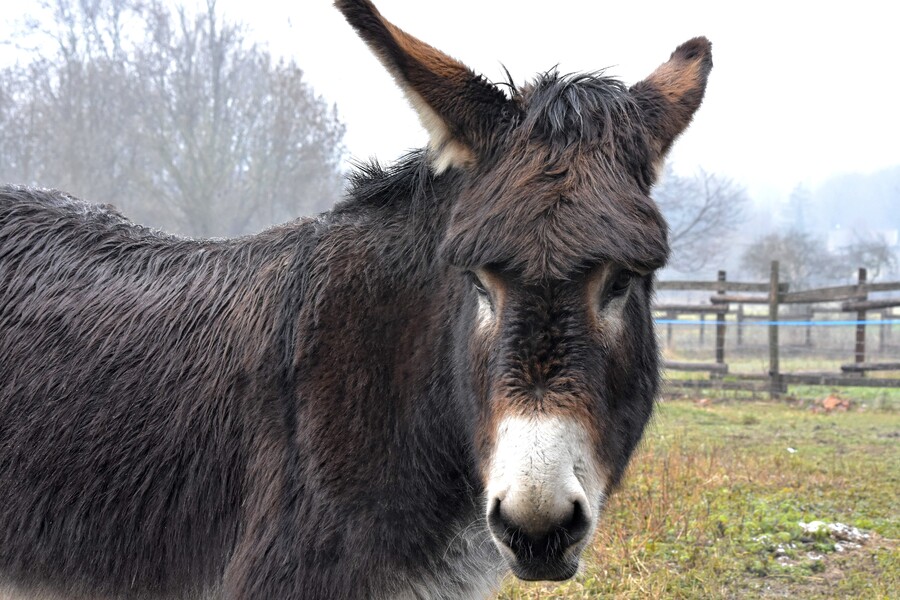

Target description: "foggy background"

left=1, top=0, right=898, bottom=285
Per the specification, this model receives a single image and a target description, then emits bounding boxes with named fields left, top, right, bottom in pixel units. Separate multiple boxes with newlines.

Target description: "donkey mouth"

left=508, top=555, right=580, bottom=582
left=491, top=516, right=587, bottom=582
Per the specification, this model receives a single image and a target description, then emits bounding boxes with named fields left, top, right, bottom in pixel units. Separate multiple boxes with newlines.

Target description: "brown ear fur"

left=335, top=0, right=513, bottom=172
left=631, top=37, right=712, bottom=169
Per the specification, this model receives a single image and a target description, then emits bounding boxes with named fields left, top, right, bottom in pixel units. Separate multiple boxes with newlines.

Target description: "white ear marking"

left=406, top=91, right=474, bottom=173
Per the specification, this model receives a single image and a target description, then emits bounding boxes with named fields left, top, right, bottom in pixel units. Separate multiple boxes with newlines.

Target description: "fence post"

left=885, top=308, right=893, bottom=349
left=699, top=313, right=705, bottom=346
left=880, top=310, right=886, bottom=354
left=888, top=308, right=894, bottom=346
left=805, top=306, right=813, bottom=348
left=855, top=268, right=867, bottom=375
left=666, top=310, right=674, bottom=348
left=768, top=261, right=781, bottom=398
left=715, top=270, right=726, bottom=376
left=737, top=304, right=744, bottom=347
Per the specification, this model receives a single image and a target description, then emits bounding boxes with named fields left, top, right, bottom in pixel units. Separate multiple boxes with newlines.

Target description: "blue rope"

left=655, top=319, right=900, bottom=327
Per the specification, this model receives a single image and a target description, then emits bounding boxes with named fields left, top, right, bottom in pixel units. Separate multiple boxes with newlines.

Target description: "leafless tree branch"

left=0, top=0, right=346, bottom=237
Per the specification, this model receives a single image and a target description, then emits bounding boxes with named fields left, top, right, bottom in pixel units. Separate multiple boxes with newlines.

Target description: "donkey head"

left=336, top=0, right=711, bottom=582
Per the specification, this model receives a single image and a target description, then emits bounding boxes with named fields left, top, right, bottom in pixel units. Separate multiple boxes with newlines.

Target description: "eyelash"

left=608, top=270, right=636, bottom=297
left=467, top=272, right=486, bottom=295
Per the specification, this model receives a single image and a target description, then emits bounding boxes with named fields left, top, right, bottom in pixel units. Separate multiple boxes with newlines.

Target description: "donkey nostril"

left=560, top=499, right=590, bottom=546
left=488, top=497, right=590, bottom=557
left=487, top=499, right=517, bottom=547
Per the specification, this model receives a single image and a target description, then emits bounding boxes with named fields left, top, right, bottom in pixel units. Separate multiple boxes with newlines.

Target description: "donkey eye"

left=609, top=270, right=636, bottom=296
left=468, top=272, right=489, bottom=297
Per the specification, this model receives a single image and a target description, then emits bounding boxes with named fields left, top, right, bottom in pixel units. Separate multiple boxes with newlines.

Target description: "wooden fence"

left=655, top=261, right=900, bottom=397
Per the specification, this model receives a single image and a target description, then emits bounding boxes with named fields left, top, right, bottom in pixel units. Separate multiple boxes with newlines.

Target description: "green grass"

left=788, top=385, right=900, bottom=409
left=664, top=351, right=900, bottom=378
left=499, top=399, right=900, bottom=599
left=663, top=372, right=900, bottom=410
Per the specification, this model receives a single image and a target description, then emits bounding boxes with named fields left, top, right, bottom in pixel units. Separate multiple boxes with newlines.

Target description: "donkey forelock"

left=432, top=70, right=669, bottom=282
left=518, top=72, right=648, bottom=164
left=440, top=74, right=670, bottom=282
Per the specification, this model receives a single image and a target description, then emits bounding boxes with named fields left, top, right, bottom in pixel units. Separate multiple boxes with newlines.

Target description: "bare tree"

left=838, top=233, right=899, bottom=281
left=1, top=0, right=158, bottom=202
left=0, top=0, right=345, bottom=237
left=652, top=166, right=748, bottom=272
left=740, top=229, right=842, bottom=288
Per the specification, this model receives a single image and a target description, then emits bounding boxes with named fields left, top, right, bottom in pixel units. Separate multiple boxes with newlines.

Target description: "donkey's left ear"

left=631, top=37, right=712, bottom=171
left=335, top=0, right=514, bottom=173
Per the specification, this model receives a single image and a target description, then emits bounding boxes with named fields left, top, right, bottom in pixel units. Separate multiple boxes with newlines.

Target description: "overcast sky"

left=4, top=1, right=899, bottom=204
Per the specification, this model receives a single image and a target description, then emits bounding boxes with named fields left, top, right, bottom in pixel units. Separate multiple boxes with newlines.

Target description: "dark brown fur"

left=0, top=2, right=711, bottom=598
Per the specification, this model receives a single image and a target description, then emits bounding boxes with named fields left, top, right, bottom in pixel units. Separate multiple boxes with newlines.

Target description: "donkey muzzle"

left=484, top=415, right=605, bottom=580
left=486, top=491, right=590, bottom=580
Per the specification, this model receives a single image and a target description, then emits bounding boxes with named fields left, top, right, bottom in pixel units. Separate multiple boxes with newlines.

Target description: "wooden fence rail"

left=655, top=260, right=900, bottom=397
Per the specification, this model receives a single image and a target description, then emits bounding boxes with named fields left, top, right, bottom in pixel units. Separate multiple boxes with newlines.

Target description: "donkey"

left=0, top=1, right=711, bottom=598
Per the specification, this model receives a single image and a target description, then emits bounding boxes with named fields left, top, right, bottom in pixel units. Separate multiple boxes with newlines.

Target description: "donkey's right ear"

left=335, top=0, right=515, bottom=173
left=631, top=37, right=712, bottom=174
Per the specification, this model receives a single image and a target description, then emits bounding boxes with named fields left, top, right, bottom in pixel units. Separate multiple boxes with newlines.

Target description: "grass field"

left=500, top=396, right=900, bottom=599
